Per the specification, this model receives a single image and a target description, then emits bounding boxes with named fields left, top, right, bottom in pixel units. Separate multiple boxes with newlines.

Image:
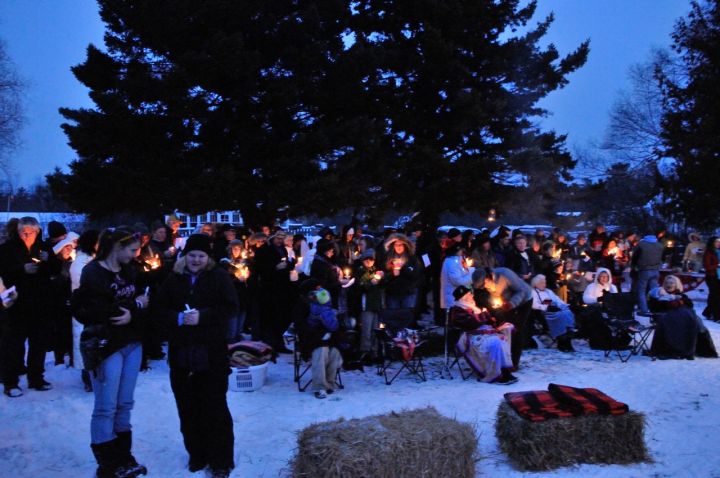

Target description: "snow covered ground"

left=2, top=288, right=720, bottom=478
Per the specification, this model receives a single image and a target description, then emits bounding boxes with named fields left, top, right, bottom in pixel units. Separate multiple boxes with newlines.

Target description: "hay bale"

left=292, top=407, right=478, bottom=478
left=495, top=401, right=649, bottom=471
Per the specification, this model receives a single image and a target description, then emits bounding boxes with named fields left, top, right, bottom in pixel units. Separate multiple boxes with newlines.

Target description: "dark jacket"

left=254, top=243, right=292, bottom=292
left=310, top=255, right=341, bottom=304
left=156, top=257, right=238, bottom=371
left=632, top=237, right=664, bottom=271
left=355, top=263, right=384, bottom=312
left=505, top=248, right=534, bottom=280
left=0, top=237, right=57, bottom=318
left=71, top=261, right=145, bottom=358
left=383, top=254, right=421, bottom=296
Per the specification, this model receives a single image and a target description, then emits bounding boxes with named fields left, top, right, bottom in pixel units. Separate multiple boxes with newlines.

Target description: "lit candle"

left=607, top=247, right=619, bottom=256
left=146, top=254, right=161, bottom=270
left=296, top=256, right=304, bottom=266
left=379, top=322, right=386, bottom=330
left=343, top=268, right=352, bottom=279
left=667, top=241, right=674, bottom=248
left=373, top=272, right=383, bottom=281
left=492, top=298, right=503, bottom=309
left=465, top=258, right=474, bottom=268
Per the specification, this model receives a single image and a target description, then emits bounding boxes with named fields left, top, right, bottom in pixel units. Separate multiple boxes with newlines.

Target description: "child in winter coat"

left=355, top=249, right=384, bottom=361
left=296, top=279, right=343, bottom=399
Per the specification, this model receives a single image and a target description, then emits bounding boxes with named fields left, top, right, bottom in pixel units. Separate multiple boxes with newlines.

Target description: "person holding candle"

left=582, top=268, right=618, bottom=305
left=355, top=249, right=384, bottom=361
left=0, top=216, right=56, bottom=397
left=138, top=222, right=172, bottom=364
left=471, top=267, right=533, bottom=369
left=49, top=231, right=79, bottom=367
left=440, top=243, right=475, bottom=312
left=255, top=229, right=296, bottom=353
left=383, top=233, right=421, bottom=309
left=156, top=234, right=238, bottom=477
left=450, top=286, right=517, bottom=384
left=70, top=227, right=150, bottom=477
left=310, top=240, right=344, bottom=309
left=221, top=239, right=250, bottom=343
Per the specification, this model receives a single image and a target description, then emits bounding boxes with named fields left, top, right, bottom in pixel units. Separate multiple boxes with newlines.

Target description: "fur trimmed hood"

left=383, top=233, right=415, bottom=256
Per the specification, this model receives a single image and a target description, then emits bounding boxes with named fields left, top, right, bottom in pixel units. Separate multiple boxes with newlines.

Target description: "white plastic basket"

left=229, top=362, right=269, bottom=392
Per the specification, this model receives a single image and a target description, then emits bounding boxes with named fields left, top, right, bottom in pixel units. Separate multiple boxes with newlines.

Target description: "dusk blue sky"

left=0, top=0, right=692, bottom=188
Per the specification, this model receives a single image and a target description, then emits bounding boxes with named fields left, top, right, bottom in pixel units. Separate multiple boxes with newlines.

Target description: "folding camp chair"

left=447, top=325, right=474, bottom=380
left=600, top=293, right=656, bottom=362
left=374, top=308, right=427, bottom=385
left=291, top=326, right=343, bottom=392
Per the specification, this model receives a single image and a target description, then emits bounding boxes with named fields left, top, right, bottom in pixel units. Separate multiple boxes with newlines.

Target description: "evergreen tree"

left=345, top=0, right=588, bottom=224
left=658, top=0, right=720, bottom=230
left=49, top=0, right=358, bottom=225
left=50, top=0, right=588, bottom=225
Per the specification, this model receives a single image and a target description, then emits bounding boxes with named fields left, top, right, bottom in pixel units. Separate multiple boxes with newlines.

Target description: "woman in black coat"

left=156, top=234, right=238, bottom=478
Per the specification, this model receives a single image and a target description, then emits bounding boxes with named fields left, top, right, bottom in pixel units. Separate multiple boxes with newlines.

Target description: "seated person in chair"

left=294, top=279, right=343, bottom=399
left=648, top=275, right=718, bottom=359
left=582, top=268, right=617, bottom=305
left=530, top=274, right=576, bottom=352
left=450, top=286, right=517, bottom=384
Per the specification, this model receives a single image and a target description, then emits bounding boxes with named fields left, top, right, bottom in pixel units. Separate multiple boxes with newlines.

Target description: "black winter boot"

left=557, top=334, right=575, bottom=353
left=115, top=431, right=147, bottom=477
left=91, top=441, right=119, bottom=478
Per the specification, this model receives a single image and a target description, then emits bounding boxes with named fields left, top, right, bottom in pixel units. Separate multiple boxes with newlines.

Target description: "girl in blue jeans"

left=72, top=227, right=149, bottom=478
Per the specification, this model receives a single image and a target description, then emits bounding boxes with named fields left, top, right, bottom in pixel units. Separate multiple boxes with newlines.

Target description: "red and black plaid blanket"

left=505, top=383, right=629, bottom=422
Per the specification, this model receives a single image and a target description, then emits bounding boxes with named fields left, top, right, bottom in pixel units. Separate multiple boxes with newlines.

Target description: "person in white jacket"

left=582, top=267, right=618, bottom=305
left=439, top=244, right=475, bottom=310
left=530, top=274, right=576, bottom=351
left=69, top=229, right=100, bottom=392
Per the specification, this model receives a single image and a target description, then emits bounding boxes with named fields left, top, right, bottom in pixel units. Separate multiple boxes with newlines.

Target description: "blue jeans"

left=636, top=269, right=659, bottom=313
left=386, top=292, right=417, bottom=310
left=226, top=310, right=247, bottom=343
left=90, top=342, right=142, bottom=444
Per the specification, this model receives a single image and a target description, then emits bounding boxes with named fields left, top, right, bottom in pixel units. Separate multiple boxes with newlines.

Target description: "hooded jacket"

left=383, top=233, right=421, bottom=296
left=582, top=267, right=618, bottom=305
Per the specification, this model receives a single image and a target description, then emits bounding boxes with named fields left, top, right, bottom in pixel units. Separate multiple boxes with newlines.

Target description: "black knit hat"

left=453, top=285, right=472, bottom=301
left=183, top=234, right=212, bottom=256
left=48, top=221, right=67, bottom=240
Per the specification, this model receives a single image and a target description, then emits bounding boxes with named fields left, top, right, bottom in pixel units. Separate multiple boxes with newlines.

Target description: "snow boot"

left=115, top=431, right=147, bottom=477
left=188, top=455, right=207, bottom=473
left=91, top=441, right=119, bottom=478
left=209, top=467, right=232, bottom=478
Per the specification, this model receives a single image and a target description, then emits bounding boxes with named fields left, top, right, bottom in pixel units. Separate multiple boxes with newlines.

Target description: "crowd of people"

left=1, top=215, right=718, bottom=477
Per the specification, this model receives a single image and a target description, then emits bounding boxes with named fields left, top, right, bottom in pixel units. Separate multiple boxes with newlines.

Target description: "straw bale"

left=292, top=407, right=478, bottom=478
left=495, top=401, right=649, bottom=471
